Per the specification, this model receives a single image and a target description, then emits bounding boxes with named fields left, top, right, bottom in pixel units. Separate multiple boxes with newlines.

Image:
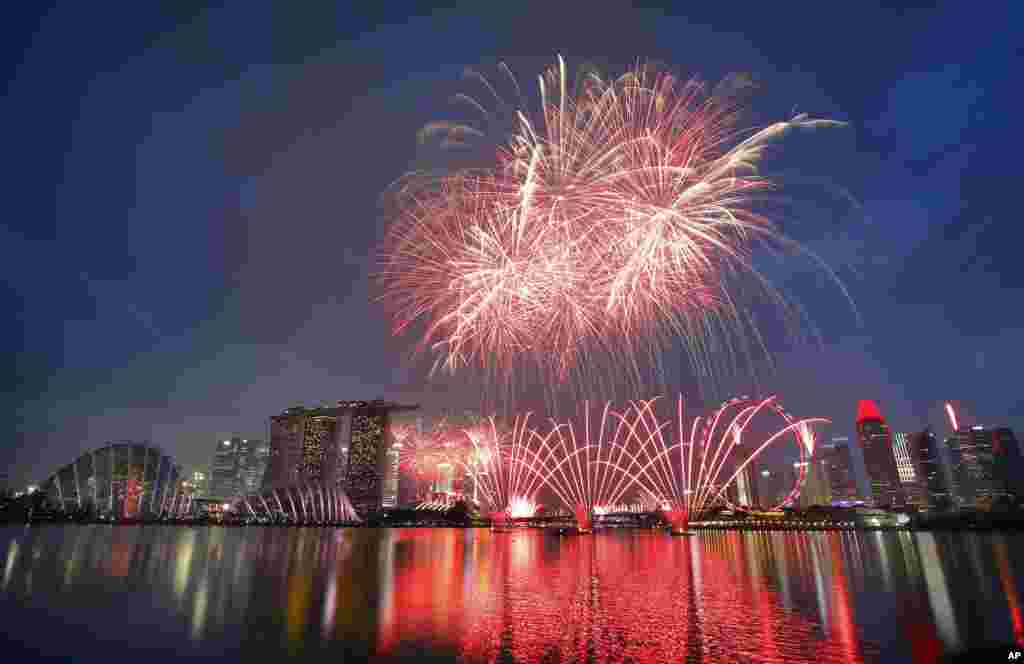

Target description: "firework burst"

left=378, top=56, right=853, bottom=396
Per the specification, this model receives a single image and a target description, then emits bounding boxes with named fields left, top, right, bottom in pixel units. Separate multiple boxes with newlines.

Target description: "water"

left=0, top=526, right=1021, bottom=662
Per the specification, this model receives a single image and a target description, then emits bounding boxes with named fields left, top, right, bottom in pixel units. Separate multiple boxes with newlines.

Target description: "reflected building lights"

left=773, top=534, right=793, bottom=609
left=872, top=532, right=893, bottom=593
left=916, top=533, right=961, bottom=651
left=191, top=576, right=209, bottom=641
left=174, top=531, right=195, bottom=601
left=4, top=526, right=1024, bottom=661
left=2, top=540, right=18, bottom=592
left=993, top=535, right=1024, bottom=648
left=375, top=531, right=395, bottom=643
left=809, top=535, right=830, bottom=630
left=828, top=533, right=861, bottom=664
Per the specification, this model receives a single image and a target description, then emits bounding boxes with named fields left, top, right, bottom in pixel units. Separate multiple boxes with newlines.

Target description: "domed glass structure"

left=40, top=442, right=184, bottom=519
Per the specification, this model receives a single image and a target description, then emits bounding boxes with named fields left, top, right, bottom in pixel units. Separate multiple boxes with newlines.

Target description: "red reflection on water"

left=994, top=535, right=1024, bottom=648
left=375, top=529, right=869, bottom=663
left=828, top=533, right=862, bottom=664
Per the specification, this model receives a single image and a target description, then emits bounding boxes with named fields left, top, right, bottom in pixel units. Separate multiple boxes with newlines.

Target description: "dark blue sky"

left=3, top=2, right=1023, bottom=485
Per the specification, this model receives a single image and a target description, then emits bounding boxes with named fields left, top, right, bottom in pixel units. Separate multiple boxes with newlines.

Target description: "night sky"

left=4, top=2, right=1023, bottom=487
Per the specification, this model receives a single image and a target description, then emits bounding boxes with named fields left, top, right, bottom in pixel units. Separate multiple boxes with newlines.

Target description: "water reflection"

left=1, top=526, right=1022, bottom=662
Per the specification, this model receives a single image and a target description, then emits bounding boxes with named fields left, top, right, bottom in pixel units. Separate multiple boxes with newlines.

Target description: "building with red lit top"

left=856, top=400, right=904, bottom=508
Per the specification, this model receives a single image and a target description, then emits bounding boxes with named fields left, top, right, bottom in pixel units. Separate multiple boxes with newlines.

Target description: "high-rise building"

left=822, top=437, right=859, bottom=503
left=909, top=429, right=954, bottom=509
left=992, top=427, right=1022, bottom=500
left=799, top=455, right=833, bottom=508
left=211, top=438, right=242, bottom=500
left=188, top=470, right=209, bottom=499
left=263, top=400, right=418, bottom=516
left=893, top=432, right=927, bottom=508
left=240, top=440, right=269, bottom=495
left=209, top=437, right=264, bottom=500
left=756, top=466, right=795, bottom=507
left=856, top=400, right=904, bottom=508
left=733, top=462, right=760, bottom=509
left=945, top=426, right=1022, bottom=505
left=382, top=442, right=401, bottom=509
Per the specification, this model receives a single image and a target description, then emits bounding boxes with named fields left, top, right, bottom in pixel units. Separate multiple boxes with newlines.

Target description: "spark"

left=378, top=56, right=853, bottom=395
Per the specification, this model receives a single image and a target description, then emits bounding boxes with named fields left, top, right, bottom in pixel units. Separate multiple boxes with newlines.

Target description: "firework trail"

left=454, top=416, right=544, bottom=519
left=523, top=395, right=825, bottom=531
left=599, top=396, right=826, bottom=530
left=378, top=56, right=854, bottom=398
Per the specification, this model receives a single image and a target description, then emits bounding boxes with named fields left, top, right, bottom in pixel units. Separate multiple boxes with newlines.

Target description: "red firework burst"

left=378, top=56, right=853, bottom=392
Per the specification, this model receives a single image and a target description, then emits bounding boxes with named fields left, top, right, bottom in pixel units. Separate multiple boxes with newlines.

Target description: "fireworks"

left=456, top=416, right=544, bottom=519
left=378, top=56, right=851, bottom=393
left=396, top=395, right=826, bottom=530
left=525, top=395, right=824, bottom=529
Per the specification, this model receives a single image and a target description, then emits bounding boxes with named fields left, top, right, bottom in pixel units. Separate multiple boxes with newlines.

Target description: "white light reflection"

left=191, top=577, right=209, bottom=641
left=175, top=530, right=196, bottom=600
left=375, top=530, right=396, bottom=641
left=916, top=533, right=961, bottom=651
left=2, top=540, right=19, bottom=591
left=873, top=532, right=892, bottom=592
left=773, top=534, right=792, bottom=608
left=809, top=534, right=830, bottom=629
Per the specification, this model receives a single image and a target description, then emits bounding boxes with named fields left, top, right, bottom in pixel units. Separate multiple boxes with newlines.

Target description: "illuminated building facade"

left=241, top=440, right=269, bottom=494
left=188, top=469, right=209, bottom=499
left=823, top=437, right=859, bottom=503
left=731, top=463, right=759, bottom=509
left=264, top=400, right=418, bottom=516
left=947, top=426, right=1021, bottom=504
left=210, top=437, right=264, bottom=500
left=382, top=443, right=401, bottom=509
left=992, top=427, right=1022, bottom=499
left=893, top=432, right=927, bottom=508
left=39, top=442, right=184, bottom=518
left=908, top=429, right=953, bottom=509
left=856, top=401, right=904, bottom=508
left=799, top=456, right=833, bottom=508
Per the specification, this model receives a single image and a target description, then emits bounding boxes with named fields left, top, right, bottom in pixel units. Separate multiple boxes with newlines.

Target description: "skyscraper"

left=382, top=441, right=401, bottom=509
left=856, top=400, right=904, bottom=508
left=264, top=400, right=418, bottom=516
left=240, top=440, right=269, bottom=495
left=823, top=437, right=859, bottom=503
left=992, top=427, right=1022, bottom=500
left=909, top=429, right=954, bottom=510
left=946, top=426, right=1021, bottom=505
left=799, top=455, right=833, bottom=508
left=211, top=438, right=242, bottom=500
left=210, top=437, right=264, bottom=500
left=893, top=432, right=927, bottom=508
left=189, top=469, right=209, bottom=499
left=733, top=463, right=759, bottom=509
left=943, top=432, right=965, bottom=506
